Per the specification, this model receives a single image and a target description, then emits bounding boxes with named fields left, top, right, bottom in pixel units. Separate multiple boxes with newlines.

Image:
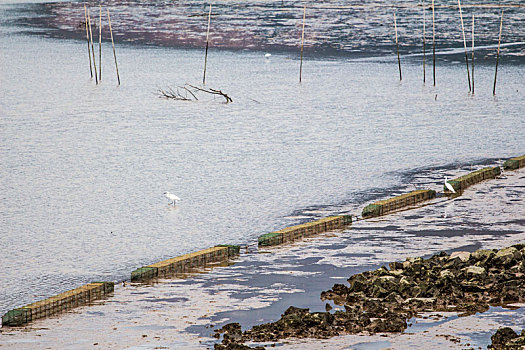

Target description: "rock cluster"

left=488, top=327, right=525, bottom=349
left=214, top=244, right=525, bottom=349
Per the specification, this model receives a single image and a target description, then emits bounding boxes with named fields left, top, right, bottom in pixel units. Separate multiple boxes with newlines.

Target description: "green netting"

left=216, top=244, right=240, bottom=256
left=363, top=190, right=435, bottom=217
left=131, top=267, right=157, bottom=282
left=2, top=308, right=31, bottom=327
left=503, top=155, right=525, bottom=170
left=341, top=215, right=353, bottom=225
left=91, top=281, right=115, bottom=294
left=444, top=180, right=461, bottom=192
left=446, top=167, right=501, bottom=192
left=503, top=159, right=519, bottom=170
left=362, top=204, right=381, bottom=218
left=258, top=232, right=282, bottom=246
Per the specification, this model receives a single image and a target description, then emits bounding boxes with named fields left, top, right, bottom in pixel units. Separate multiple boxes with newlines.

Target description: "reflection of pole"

left=203, top=4, right=212, bottom=85
left=88, top=8, right=98, bottom=84
left=458, top=0, right=471, bottom=92
left=299, top=5, right=306, bottom=83
left=394, top=11, right=402, bottom=81
left=99, top=5, right=102, bottom=82
left=493, top=10, right=504, bottom=96
left=84, top=4, right=93, bottom=78
left=471, top=14, right=474, bottom=94
left=423, top=1, right=426, bottom=83
left=107, top=8, right=120, bottom=85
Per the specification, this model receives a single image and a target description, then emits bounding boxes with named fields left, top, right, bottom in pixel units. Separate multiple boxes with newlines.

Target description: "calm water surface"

left=1, top=169, right=523, bottom=349
left=0, top=0, right=524, bottom=318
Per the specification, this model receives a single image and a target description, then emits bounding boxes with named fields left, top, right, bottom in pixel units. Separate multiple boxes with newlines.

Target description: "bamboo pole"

left=423, top=1, right=426, bottom=83
left=99, top=4, right=102, bottom=82
left=432, top=0, right=435, bottom=86
left=394, top=10, right=402, bottom=81
left=471, top=14, right=474, bottom=94
left=88, top=8, right=98, bottom=84
left=107, top=8, right=120, bottom=85
left=299, top=5, right=306, bottom=83
left=202, top=4, right=212, bottom=85
left=457, top=0, right=471, bottom=92
left=84, top=4, right=93, bottom=78
left=493, top=9, right=504, bottom=96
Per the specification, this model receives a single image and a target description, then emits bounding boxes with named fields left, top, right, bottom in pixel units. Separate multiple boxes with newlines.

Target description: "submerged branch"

left=157, top=84, right=232, bottom=103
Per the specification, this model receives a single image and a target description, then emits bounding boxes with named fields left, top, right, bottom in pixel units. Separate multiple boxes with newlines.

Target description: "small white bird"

left=444, top=176, right=456, bottom=194
left=265, top=53, right=271, bottom=59
left=163, top=191, right=181, bottom=205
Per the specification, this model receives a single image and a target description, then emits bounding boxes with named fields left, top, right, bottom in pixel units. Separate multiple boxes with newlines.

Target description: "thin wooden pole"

left=432, top=0, right=435, bottom=86
left=471, top=14, right=474, bottom=94
left=493, top=9, right=504, bottom=96
left=203, top=4, right=212, bottom=85
left=394, top=10, right=402, bottom=81
left=107, top=8, right=120, bottom=85
left=457, top=0, right=471, bottom=92
left=88, top=8, right=98, bottom=84
left=423, top=1, right=426, bottom=83
left=84, top=4, right=93, bottom=78
left=299, top=5, right=306, bottom=83
left=99, top=4, right=102, bottom=82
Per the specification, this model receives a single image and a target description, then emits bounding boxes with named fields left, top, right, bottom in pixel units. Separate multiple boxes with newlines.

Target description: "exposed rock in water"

left=214, top=244, right=525, bottom=348
left=488, top=327, right=525, bottom=349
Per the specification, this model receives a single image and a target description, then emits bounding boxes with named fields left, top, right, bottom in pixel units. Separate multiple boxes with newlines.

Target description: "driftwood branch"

left=157, top=84, right=232, bottom=103
left=186, top=84, right=233, bottom=103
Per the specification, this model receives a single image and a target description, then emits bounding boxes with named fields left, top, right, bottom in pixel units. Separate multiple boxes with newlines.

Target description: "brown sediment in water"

left=214, top=243, right=525, bottom=349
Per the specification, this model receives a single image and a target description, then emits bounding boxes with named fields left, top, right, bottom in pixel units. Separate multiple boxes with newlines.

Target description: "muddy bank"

left=215, top=243, right=525, bottom=348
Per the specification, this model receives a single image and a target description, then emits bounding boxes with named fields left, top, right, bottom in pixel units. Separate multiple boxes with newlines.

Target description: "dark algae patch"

left=214, top=244, right=525, bottom=349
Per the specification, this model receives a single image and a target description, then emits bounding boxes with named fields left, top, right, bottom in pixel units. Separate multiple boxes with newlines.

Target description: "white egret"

left=164, top=191, right=181, bottom=205
left=444, top=176, right=456, bottom=193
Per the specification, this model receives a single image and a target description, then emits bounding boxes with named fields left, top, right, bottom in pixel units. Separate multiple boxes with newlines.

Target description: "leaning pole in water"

left=457, top=0, right=471, bottom=92
left=422, top=1, right=426, bottom=83
left=87, top=7, right=98, bottom=84
left=107, top=8, right=120, bottom=85
left=471, top=14, right=475, bottom=94
left=202, top=4, right=212, bottom=85
left=299, top=5, right=306, bottom=83
left=98, top=5, right=102, bottom=82
left=84, top=4, right=93, bottom=78
left=493, top=9, right=504, bottom=96
left=394, top=10, right=402, bottom=81
left=432, top=0, right=436, bottom=86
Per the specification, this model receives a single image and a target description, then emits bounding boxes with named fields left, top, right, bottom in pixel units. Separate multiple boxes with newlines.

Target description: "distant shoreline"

left=4, top=0, right=525, bottom=63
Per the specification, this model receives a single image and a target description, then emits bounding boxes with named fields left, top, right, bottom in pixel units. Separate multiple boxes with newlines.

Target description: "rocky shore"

left=214, top=244, right=525, bottom=349
left=489, top=328, right=525, bottom=349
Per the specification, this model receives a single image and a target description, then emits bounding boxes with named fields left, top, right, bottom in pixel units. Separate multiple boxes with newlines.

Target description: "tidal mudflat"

left=1, top=0, right=524, bottom=348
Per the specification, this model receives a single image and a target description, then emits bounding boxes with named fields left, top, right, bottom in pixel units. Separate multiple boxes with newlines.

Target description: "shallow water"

left=1, top=169, right=523, bottom=349
left=0, top=0, right=524, bottom=325
left=7, top=0, right=525, bottom=61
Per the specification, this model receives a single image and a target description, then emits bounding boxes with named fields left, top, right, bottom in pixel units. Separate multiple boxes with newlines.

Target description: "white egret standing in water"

left=444, top=176, right=456, bottom=193
left=164, top=191, right=181, bottom=205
